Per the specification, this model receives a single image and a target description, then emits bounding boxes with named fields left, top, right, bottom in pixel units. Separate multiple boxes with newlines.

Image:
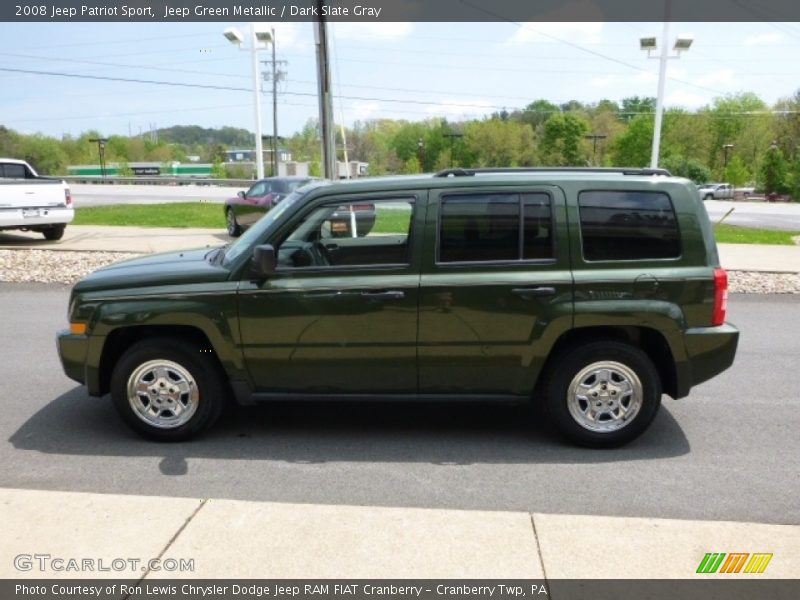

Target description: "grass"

left=74, top=203, right=800, bottom=246
left=713, top=224, right=800, bottom=246
left=73, top=203, right=223, bottom=228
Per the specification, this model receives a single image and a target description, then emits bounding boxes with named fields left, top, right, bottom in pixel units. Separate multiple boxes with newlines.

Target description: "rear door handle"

left=361, top=290, right=405, bottom=301
left=512, top=287, right=556, bottom=298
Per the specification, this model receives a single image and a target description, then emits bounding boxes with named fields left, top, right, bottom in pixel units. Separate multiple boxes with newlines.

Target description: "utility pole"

left=443, top=131, right=464, bottom=168
left=314, top=14, right=336, bottom=179
left=584, top=134, right=607, bottom=166
left=261, top=30, right=287, bottom=178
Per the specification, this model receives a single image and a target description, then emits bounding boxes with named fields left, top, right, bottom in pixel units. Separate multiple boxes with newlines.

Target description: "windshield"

left=222, top=189, right=307, bottom=266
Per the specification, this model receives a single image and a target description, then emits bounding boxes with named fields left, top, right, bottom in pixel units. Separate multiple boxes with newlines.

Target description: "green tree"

left=758, top=143, right=789, bottom=194
left=661, top=156, right=711, bottom=184
left=620, top=96, right=656, bottom=123
left=541, top=113, right=590, bottom=165
left=610, top=115, right=653, bottom=167
left=724, top=155, right=750, bottom=187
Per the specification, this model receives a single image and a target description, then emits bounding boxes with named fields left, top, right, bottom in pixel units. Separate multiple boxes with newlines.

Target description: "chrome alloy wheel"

left=127, top=360, right=199, bottom=429
left=566, top=361, right=643, bottom=433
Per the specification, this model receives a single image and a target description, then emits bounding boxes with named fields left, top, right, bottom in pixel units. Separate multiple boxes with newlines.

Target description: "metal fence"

left=60, top=176, right=253, bottom=187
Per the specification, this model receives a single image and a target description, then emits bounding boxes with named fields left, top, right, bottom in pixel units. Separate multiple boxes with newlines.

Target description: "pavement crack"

left=123, top=498, right=208, bottom=598
left=530, top=513, right=551, bottom=593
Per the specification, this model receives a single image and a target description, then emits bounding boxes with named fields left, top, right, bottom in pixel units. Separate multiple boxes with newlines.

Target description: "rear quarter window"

left=578, top=190, right=681, bottom=261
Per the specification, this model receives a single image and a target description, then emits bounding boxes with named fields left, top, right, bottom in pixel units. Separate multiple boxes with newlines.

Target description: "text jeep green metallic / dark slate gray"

left=57, top=168, right=738, bottom=447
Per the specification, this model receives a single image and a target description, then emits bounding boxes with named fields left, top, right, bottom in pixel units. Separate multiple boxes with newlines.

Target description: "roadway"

left=1, top=285, right=797, bottom=526
left=71, top=184, right=800, bottom=230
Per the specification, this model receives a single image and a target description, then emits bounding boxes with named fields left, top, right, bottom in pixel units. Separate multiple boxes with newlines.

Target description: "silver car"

left=697, top=183, right=734, bottom=200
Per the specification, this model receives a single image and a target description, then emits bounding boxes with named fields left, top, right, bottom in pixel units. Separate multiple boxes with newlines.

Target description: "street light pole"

left=315, top=17, right=336, bottom=180
left=249, top=23, right=265, bottom=179
left=270, top=27, right=278, bottom=177
left=88, top=138, right=108, bottom=179
left=722, top=143, right=734, bottom=167
left=651, top=20, right=670, bottom=169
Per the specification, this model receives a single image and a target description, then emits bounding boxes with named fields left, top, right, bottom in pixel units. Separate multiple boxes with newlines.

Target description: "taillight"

left=65, top=188, right=73, bottom=208
left=712, top=267, right=728, bottom=326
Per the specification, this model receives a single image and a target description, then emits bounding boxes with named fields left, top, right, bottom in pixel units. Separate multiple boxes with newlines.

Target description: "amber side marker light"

left=70, top=323, right=87, bottom=335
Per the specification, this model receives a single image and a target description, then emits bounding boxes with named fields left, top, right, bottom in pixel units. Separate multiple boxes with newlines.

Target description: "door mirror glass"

left=252, top=244, right=277, bottom=277
left=237, top=190, right=246, bottom=199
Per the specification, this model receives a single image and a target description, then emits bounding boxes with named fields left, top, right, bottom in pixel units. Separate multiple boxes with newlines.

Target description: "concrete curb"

left=2, top=488, right=798, bottom=580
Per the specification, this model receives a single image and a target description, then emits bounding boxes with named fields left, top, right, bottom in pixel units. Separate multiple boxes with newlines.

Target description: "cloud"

left=333, top=22, right=413, bottom=42
left=666, top=90, right=711, bottom=108
left=744, top=32, right=784, bottom=46
left=426, top=99, right=494, bottom=121
left=507, top=22, right=604, bottom=45
left=590, top=75, right=617, bottom=88
left=253, top=23, right=308, bottom=51
left=693, top=68, right=736, bottom=88
left=345, top=102, right=380, bottom=123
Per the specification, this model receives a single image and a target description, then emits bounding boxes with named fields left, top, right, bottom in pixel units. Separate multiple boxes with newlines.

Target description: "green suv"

left=57, top=168, right=739, bottom=447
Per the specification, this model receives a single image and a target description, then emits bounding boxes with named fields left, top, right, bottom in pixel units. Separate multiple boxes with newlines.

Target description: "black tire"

left=543, top=341, right=661, bottom=448
left=226, top=208, right=242, bottom=237
left=110, top=338, right=227, bottom=441
left=42, top=224, right=66, bottom=241
left=703, top=194, right=713, bottom=201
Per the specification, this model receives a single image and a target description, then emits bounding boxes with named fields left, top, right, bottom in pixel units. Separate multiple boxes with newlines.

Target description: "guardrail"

left=60, top=176, right=254, bottom=187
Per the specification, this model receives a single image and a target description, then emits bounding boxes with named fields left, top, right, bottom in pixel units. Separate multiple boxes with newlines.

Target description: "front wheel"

left=226, top=208, right=242, bottom=237
left=110, top=338, right=227, bottom=441
left=543, top=342, right=662, bottom=448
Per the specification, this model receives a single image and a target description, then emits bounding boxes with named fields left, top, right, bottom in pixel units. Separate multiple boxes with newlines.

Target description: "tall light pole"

left=224, top=25, right=271, bottom=180
left=88, top=138, right=108, bottom=179
left=640, top=24, right=693, bottom=168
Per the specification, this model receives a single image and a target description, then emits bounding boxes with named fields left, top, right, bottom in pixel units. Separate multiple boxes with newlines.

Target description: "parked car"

left=0, top=158, right=73, bottom=240
left=58, top=167, right=738, bottom=448
left=224, top=176, right=317, bottom=237
left=697, top=183, right=734, bottom=200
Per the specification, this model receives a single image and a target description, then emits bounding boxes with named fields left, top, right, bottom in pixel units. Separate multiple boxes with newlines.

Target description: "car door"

left=417, top=186, right=573, bottom=397
left=238, top=181, right=270, bottom=227
left=237, top=192, right=425, bottom=395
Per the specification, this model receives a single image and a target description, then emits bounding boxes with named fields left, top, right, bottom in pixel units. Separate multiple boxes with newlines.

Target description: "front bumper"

left=56, top=329, right=88, bottom=385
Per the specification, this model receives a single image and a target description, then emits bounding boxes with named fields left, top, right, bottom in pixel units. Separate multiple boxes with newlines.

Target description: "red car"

left=224, top=177, right=317, bottom=237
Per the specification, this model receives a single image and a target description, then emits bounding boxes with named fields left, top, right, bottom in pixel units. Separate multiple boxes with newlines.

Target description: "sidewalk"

left=0, top=226, right=799, bottom=273
left=2, top=488, right=799, bottom=579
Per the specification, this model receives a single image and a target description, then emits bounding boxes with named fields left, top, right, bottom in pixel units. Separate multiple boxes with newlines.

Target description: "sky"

left=1, top=21, right=800, bottom=140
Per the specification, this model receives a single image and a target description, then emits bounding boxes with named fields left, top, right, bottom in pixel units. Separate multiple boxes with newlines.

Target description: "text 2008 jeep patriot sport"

left=57, top=168, right=739, bottom=447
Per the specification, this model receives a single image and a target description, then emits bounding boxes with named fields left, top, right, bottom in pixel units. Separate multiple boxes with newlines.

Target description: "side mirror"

left=251, top=244, right=277, bottom=278
left=237, top=190, right=246, bottom=199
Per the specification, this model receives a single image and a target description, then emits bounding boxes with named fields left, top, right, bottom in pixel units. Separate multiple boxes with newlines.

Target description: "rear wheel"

left=110, top=338, right=227, bottom=441
left=42, top=224, right=65, bottom=241
left=226, top=208, right=242, bottom=237
left=544, top=341, right=661, bottom=448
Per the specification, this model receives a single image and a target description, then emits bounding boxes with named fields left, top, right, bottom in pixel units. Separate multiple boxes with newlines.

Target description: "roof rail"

left=433, top=167, right=672, bottom=177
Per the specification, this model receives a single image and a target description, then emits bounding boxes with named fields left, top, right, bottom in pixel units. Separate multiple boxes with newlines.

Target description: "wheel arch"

left=537, top=325, right=679, bottom=399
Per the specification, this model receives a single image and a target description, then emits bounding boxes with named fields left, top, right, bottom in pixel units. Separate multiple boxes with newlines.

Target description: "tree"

left=541, top=114, right=590, bottom=165
left=620, top=96, right=656, bottom=123
left=662, top=156, right=711, bottom=184
left=724, top=156, right=751, bottom=187
left=758, top=143, right=789, bottom=195
left=610, top=115, right=653, bottom=167
left=520, top=99, right=560, bottom=128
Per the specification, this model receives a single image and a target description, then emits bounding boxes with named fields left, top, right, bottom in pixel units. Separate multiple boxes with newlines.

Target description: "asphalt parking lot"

left=1, top=284, right=797, bottom=526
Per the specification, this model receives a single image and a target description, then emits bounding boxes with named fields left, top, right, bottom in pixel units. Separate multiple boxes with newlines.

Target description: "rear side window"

left=439, top=192, right=553, bottom=263
left=1, top=163, right=27, bottom=179
left=578, top=191, right=680, bottom=261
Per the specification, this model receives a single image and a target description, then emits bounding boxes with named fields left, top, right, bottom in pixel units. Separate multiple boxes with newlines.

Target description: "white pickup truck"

left=0, top=158, right=74, bottom=240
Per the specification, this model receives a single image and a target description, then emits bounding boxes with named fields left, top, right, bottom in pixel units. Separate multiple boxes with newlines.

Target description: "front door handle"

left=361, top=290, right=405, bottom=301
left=512, top=287, right=556, bottom=299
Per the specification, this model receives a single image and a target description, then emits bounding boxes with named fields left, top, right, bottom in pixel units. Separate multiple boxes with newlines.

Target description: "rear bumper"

left=683, top=323, right=739, bottom=391
left=0, top=207, right=74, bottom=229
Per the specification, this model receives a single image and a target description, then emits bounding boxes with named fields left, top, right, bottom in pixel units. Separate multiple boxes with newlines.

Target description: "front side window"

left=439, top=192, right=553, bottom=263
left=277, top=199, right=414, bottom=269
left=578, top=190, right=680, bottom=261
left=247, top=182, right=268, bottom=197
